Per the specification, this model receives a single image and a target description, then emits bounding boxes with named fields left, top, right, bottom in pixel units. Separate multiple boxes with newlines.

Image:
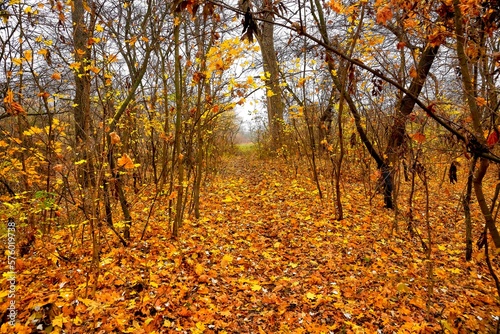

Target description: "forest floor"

left=2, top=147, right=500, bottom=333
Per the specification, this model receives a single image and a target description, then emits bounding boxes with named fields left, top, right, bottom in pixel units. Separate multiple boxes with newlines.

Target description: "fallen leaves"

left=2, top=154, right=499, bottom=333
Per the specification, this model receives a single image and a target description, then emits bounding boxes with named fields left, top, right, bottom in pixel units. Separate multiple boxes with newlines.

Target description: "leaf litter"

left=1, top=153, right=499, bottom=333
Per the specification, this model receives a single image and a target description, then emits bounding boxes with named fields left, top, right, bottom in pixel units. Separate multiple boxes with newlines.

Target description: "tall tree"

left=71, top=0, right=95, bottom=186
left=242, top=0, right=284, bottom=149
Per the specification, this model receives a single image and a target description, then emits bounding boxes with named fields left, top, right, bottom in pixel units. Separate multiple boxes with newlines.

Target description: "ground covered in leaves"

left=2, top=149, right=500, bottom=333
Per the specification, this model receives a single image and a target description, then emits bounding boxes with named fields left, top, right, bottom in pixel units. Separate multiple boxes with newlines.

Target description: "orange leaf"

left=117, top=153, right=134, bottom=169
left=476, top=96, right=487, bottom=106
left=3, top=89, right=13, bottom=104
left=38, top=92, right=50, bottom=99
left=376, top=5, right=393, bottom=25
left=409, top=66, right=417, bottom=79
left=7, top=102, right=26, bottom=115
left=178, top=307, right=192, bottom=317
left=109, top=131, right=120, bottom=144
left=412, top=132, right=426, bottom=143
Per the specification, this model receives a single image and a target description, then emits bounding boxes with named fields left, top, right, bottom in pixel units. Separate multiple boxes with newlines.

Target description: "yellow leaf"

left=12, top=58, right=22, bottom=66
left=24, top=6, right=32, bottom=13
left=266, top=89, right=276, bottom=97
left=289, top=262, right=299, bottom=268
left=221, top=254, right=233, bottom=268
left=195, top=263, right=204, bottom=275
left=251, top=283, right=262, bottom=291
left=117, top=153, right=135, bottom=169
left=222, top=195, right=233, bottom=203
left=73, top=316, right=83, bottom=326
left=306, top=292, right=317, bottom=300
left=95, top=24, right=104, bottom=32
left=397, top=283, right=410, bottom=293
left=74, top=159, right=87, bottom=165
left=52, top=314, right=65, bottom=328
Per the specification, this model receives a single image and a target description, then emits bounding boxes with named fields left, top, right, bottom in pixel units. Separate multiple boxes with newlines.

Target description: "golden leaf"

left=24, top=50, right=32, bottom=62
left=195, top=263, right=204, bottom=276
left=306, top=292, right=317, bottom=300
left=4, top=89, right=13, bottom=104
left=327, top=0, right=343, bottom=13
left=117, top=153, right=134, bottom=169
left=128, top=36, right=137, bottom=46
left=221, top=254, right=233, bottom=268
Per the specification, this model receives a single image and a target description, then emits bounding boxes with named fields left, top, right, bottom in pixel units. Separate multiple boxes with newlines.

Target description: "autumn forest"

left=1, top=0, right=500, bottom=332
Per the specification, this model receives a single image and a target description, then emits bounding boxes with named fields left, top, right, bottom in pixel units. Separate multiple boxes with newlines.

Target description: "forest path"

left=10, top=148, right=498, bottom=333
left=170, top=149, right=498, bottom=332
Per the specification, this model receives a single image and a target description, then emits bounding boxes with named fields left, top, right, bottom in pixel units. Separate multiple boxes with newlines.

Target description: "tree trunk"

left=172, top=13, right=184, bottom=238
left=386, top=44, right=440, bottom=152
left=71, top=0, right=94, bottom=187
left=256, top=1, right=284, bottom=150
left=453, top=0, right=500, bottom=248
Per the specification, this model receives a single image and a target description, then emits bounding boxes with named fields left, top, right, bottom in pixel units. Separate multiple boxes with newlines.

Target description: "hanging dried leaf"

left=117, top=153, right=134, bottom=169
